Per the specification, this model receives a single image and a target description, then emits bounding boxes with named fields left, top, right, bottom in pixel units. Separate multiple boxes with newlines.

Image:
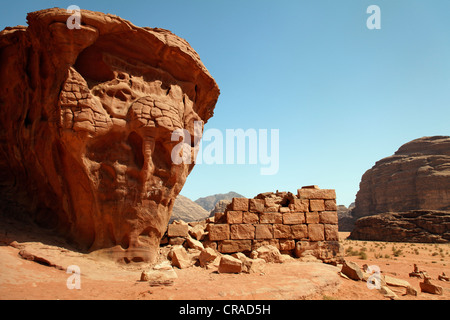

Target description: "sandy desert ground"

left=0, top=216, right=449, bottom=301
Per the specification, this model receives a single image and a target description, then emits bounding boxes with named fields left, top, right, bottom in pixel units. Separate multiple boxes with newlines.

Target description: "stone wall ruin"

left=163, top=186, right=343, bottom=266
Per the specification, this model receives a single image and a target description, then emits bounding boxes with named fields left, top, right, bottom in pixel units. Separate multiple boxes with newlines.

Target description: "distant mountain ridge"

left=171, top=191, right=244, bottom=223
left=170, top=195, right=210, bottom=223
left=194, top=191, right=244, bottom=212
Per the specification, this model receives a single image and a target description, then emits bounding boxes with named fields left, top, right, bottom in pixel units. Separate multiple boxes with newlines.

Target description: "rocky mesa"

left=350, top=136, right=450, bottom=242
left=352, top=136, right=450, bottom=218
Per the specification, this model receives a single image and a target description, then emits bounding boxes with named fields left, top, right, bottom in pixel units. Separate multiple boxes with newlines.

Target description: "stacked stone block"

left=207, top=186, right=340, bottom=261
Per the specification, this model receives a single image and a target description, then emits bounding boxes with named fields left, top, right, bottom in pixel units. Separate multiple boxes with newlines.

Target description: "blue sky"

left=2, top=1, right=449, bottom=206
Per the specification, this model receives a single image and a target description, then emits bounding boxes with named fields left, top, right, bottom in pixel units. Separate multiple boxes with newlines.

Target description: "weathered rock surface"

left=352, top=136, right=450, bottom=219
left=349, top=210, right=450, bottom=243
left=337, top=204, right=356, bottom=232
left=341, top=260, right=364, bottom=281
left=218, top=255, right=242, bottom=274
left=0, top=8, right=219, bottom=263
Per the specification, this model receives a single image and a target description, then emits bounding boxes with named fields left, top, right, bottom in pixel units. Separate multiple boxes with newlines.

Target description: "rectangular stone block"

left=218, top=240, right=252, bottom=253
left=297, top=188, right=336, bottom=200
left=252, top=239, right=280, bottom=250
left=208, top=224, right=230, bottom=241
left=273, top=224, right=292, bottom=239
left=264, top=198, right=278, bottom=207
left=227, top=211, right=243, bottom=224
left=279, top=207, right=290, bottom=213
left=290, top=199, right=309, bottom=212
left=279, top=239, right=295, bottom=251
left=320, top=211, right=338, bottom=225
left=283, top=212, right=305, bottom=225
left=309, top=199, right=325, bottom=212
left=324, top=224, right=339, bottom=241
left=324, top=199, right=337, bottom=211
left=214, top=211, right=226, bottom=224
left=243, top=212, right=259, bottom=224
left=167, top=224, right=189, bottom=237
left=260, top=212, right=283, bottom=224
left=255, top=224, right=274, bottom=239
left=231, top=224, right=255, bottom=240
left=249, top=199, right=264, bottom=213
left=232, top=198, right=249, bottom=211
left=306, top=211, right=320, bottom=224
left=308, top=224, right=325, bottom=241
left=291, top=225, right=308, bottom=239
left=264, top=206, right=280, bottom=212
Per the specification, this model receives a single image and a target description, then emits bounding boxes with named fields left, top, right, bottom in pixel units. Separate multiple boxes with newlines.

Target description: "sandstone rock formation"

left=349, top=210, right=450, bottom=243
left=352, top=136, right=450, bottom=218
left=0, top=8, right=219, bottom=263
left=337, top=204, right=356, bottom=232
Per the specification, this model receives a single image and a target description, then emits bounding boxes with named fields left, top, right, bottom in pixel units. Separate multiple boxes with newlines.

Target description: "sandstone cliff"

left=353, top=136, right=450, bottom=219
left=349, top=210, right=450, bottom=243
left=0, top=8, right=219, bottom=263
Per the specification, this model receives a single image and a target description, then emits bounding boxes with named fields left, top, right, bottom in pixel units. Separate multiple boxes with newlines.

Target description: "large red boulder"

left=0, top=8, right=219, bottom=263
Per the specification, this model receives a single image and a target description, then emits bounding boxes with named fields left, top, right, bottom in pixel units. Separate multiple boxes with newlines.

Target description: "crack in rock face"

left=0, top=8, right=220, bottom=263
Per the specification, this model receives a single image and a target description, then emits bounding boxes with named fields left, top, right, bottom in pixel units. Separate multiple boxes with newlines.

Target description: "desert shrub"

left=392, top=246, right=403, bottom=257
left=358, top=251, right=368, bottom=260
left=345, top=246, right=360, bottom=256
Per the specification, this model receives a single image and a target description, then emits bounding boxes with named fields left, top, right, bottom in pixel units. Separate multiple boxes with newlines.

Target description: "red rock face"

left=0, top=8, right=219, bottom=263
left=353, top=136, right=450, bottom=219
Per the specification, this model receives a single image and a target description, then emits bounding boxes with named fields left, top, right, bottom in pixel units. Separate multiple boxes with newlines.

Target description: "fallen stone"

left=383, top=275, right=411, bottom=288
left=250, top=245, right=283, bottom=263
left=170, top=246, right=191, bottom=269
left=186, top=236, right=204, bottom=251
left=420, top=278, right=443, bottom=295
left=232, top=252, right=266, bottom=274
left=198, top=248, right=219, bottom=268
left=243, top=258, right=266, bottom=274
left=341, top=260, right=363, bottom=281
left=405, top=286, right=418, bottom=296
left=379, top=285, right=398, bottom=300
left=169, top=237, right=186, bottom=246
left=168, top=222, right=189, bottom=238
left=218, top=255, right=242, bottom=274
left=438, top=272, right=449, bottom=282
left=189, top=224, right=206, bottom=241
left=140, top=261, right=178, bottom=282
